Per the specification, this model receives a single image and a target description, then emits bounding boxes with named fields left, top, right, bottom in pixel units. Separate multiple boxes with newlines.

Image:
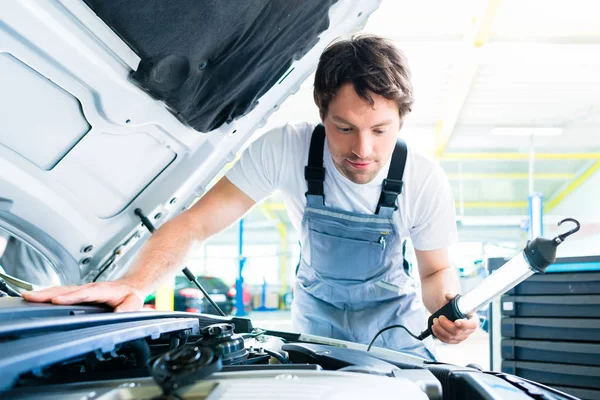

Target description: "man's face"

left=322, top=83, right=402, bottom=184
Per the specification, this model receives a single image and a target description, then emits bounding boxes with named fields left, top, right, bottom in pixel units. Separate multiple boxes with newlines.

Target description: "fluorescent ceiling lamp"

left=490, top=127, right=563, bottom=136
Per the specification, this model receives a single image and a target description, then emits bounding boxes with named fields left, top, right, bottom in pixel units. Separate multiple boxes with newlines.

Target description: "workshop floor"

left=248, top=310, right=490, bottom=369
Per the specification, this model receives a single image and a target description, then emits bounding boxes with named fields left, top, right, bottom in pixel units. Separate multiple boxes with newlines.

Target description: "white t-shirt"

left=226, top=122, right=458, bottom=251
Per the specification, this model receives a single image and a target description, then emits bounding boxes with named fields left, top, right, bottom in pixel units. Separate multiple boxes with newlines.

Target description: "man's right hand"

left=21, top=280, right=146, bottom=312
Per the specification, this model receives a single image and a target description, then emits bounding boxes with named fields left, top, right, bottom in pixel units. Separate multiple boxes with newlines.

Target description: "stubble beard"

left=334, top=158, right=380, bottom=184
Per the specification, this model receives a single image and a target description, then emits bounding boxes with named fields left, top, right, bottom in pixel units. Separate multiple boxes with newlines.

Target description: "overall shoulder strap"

left=304, top=124, right=326, bottom=204
left=376, top=140, right=408, bottom=214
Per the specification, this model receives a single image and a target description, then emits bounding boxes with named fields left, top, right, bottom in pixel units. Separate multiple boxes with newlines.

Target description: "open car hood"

left=0, top=0, right=381, bottom=287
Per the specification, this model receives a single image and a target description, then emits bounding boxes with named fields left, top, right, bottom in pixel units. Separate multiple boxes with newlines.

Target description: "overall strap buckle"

left=378, top=178, right=403, bottom=211
left=304, top=166, right=325, bottom=197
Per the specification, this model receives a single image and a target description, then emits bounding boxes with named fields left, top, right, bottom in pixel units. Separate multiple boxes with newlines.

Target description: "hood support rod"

left=134, top=208, right=225, bottom=316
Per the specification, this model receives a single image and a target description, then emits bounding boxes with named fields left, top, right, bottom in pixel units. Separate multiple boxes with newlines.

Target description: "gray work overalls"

left=291, top=124, right=436, bottom=360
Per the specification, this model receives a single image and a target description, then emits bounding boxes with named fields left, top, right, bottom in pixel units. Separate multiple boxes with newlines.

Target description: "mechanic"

left=23, top=34, right=478, bottom=359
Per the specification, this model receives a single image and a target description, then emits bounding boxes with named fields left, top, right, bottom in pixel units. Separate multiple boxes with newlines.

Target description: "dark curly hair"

left=313, top=34, right=413, bottom=120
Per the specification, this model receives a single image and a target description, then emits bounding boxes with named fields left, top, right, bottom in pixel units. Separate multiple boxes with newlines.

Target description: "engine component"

left=200, top=323, right=248, bottom=365
left=150, top=343, right=222, bottom=395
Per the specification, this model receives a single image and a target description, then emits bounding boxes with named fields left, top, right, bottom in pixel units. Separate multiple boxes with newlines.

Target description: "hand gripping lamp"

left=417, top=218, right=581, bottom=340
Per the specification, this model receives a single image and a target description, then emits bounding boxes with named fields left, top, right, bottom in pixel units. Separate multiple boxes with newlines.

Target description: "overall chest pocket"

left=308, top=228, right=387, bottom=280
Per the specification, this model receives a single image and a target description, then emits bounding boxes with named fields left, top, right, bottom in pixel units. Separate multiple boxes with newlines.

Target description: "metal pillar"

left=235, top=218, right=247, bottom=316
left=528, top=193, right=544, bottom=240
left=528, top=135, right=543, bottom=239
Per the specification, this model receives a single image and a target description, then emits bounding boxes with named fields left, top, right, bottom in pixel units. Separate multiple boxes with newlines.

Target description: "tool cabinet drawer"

left=502, top=339, right=600, bottom=366
left=552, top=386, right=600, bottom=400
left=501, top=295, right=600, bottom=318
left=501, top=318, right=600, bottom=342
left=507, top=271, right=600, bottom=295
left=503, top=361, right=600, bottom=390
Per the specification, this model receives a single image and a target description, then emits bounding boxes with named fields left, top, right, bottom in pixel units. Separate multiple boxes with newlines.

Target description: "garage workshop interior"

left=1, top=1, right=599, bottom=399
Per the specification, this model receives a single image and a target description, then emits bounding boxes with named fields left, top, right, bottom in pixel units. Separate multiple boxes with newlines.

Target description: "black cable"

left=92, top=255, right=115, bottom=282
left=367, top=324, right=421, bottom=352
left=240, top=328, right=267, bottom=338
left=263, top=349, right=291, bottom=364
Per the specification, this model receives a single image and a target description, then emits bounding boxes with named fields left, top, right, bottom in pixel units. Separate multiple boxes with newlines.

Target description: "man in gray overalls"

left=25, top=35, right=478, bottom=360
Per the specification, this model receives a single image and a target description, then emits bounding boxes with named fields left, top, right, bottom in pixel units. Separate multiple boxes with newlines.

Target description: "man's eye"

left=374, top=129, right=386, bottom=134
left=337, top=126, right=352, bottom=133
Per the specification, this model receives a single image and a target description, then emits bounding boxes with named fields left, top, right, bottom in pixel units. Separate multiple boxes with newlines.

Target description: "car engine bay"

left=0, top=298, right=576, bottom=400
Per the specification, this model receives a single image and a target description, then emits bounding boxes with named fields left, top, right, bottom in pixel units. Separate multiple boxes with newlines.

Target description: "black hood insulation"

left=83, top=0, right=337, bottom=132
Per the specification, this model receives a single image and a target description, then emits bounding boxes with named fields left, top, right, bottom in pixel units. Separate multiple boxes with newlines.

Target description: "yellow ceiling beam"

left=433, top=65, right=478, bottom=159
left=455, top=201, right=528, bottom=209
left=442, top=153, right=600, bottom=161
left=546, top=160, right=600, bottom=212
left=433, top=0, right=503, bottom=159
left=448, top=173, right=575, bottom=180
left=473, top=1, right=502, bottom=46
left=263, top=202, right=287, bottom=211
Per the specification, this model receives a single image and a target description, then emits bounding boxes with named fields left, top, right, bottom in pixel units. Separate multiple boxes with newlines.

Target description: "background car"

left=144, top=275, right=252, bottom=315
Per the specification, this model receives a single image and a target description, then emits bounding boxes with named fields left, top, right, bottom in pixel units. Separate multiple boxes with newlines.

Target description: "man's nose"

left=352, top=132, right=373, bottom=159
